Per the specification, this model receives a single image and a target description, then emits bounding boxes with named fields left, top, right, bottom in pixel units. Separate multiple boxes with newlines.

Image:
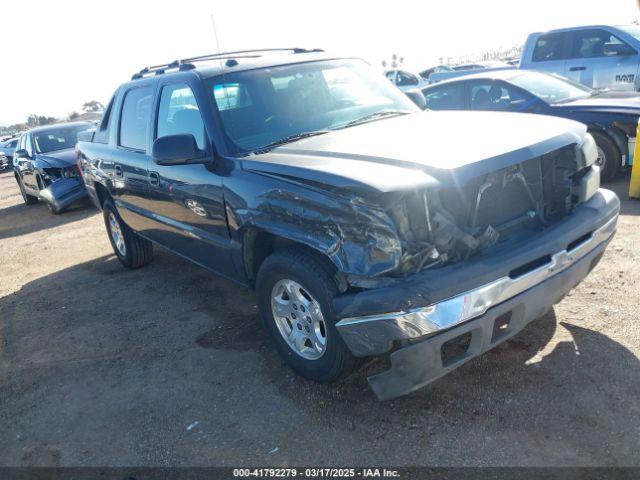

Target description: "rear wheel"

left=256, top=247, right=357, bottom=383
left=591, top=131, right=620, bottom=182
left=103, top=199, right=153, bottom=269
left=16, top=175, right=38, bottom=205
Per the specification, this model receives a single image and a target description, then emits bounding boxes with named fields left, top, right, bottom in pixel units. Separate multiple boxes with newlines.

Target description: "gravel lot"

left=0, top=168, right=639, bottom=467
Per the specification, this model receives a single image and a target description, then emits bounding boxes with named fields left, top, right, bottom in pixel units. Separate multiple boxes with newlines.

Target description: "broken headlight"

left=571, top=134, right=600, bottom=203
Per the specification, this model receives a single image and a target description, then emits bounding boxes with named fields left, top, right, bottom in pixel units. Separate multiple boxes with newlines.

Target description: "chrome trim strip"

left=337, top=215, right=617, bottom=339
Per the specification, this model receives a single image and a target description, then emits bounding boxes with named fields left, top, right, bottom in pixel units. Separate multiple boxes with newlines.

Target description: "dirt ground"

left=0, top=168, right=639, bottom=467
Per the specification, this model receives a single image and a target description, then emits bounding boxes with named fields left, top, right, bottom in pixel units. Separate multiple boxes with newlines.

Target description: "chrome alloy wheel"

left=595, top=145, right=606, bottom=167
left=271, top=279, right=327, bottom=360
left=108, top=212, right=126, bottom=256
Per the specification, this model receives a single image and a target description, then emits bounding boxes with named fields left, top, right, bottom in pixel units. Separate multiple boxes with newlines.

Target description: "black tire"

left=47, top=201, right=61, bottom=215
left=16, top=175, right=38, bottom=205
left=256, top=246, right=357, bottom=383
left=103, top=199, right=153, bottom=269
left=591, top=131, right=620, bottom=182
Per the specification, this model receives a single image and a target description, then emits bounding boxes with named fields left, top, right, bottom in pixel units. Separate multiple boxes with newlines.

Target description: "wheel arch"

left=239, top=225, right=346, bottom=292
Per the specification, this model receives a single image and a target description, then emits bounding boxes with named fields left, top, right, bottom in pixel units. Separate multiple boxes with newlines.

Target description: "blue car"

left=13, top=122, right=92, bottom=213
left=422, top=69, right=640, bottom=181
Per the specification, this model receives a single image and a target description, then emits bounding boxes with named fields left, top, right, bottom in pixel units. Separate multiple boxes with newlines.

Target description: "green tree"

left=82, top=100, right=104, bottom=113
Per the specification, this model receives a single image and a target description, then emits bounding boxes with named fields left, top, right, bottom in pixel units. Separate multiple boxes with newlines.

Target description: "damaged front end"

left=352, top=134, right=600, bottom=287
left=38, top=165, right=87, bottom=212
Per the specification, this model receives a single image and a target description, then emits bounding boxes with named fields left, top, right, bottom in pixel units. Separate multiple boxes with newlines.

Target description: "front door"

left=566, top=28, right=640, bottom=91
left=145, top=81, right=235, bottom=278
left=111, top=85, right=154, bottom=232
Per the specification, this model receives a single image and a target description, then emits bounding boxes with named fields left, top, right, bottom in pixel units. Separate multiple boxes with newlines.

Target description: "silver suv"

left=520, top=25, right=640, bottom=91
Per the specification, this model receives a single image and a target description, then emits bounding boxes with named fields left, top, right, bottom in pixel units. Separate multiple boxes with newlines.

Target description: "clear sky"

left=1, top=0, right=638, bottom=126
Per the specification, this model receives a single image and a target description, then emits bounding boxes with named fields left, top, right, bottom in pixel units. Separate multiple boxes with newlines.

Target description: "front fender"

left=230, top=186, right=403, bottom=279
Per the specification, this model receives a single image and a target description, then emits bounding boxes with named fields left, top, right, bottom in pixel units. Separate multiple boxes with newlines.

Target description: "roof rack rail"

left=131, top=47, right=324, bottom=80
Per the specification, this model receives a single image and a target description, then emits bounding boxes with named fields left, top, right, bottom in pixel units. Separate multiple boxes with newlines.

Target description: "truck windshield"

left=207, top=59, right=418, bottom=155
left=510, top=72, right=593, bottom=104
left=33, top=125, right=89, bottom=153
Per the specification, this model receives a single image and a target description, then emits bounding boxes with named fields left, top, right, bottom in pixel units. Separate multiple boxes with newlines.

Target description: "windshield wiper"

left=251, top=130, right=330, bottom=154
left=334, top=110, right=412, bottom=130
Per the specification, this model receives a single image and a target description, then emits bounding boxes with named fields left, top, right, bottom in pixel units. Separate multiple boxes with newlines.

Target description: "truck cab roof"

left=125, top=49, right=348, bottom=86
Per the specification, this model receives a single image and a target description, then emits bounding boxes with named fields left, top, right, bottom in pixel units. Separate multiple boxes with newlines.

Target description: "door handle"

left=569, top=66, right=586, bottom=72
left=149, top=172, right=160, bottom=186
left=114, top=164, right=123, bottom=177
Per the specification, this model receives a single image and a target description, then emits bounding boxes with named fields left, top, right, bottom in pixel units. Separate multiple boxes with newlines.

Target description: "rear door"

left=565, top=28, right=639, bottom=91
left=529, top=31, right=570, bottom=77
left=112, top=84, right=155, bottom=231
left=145, top=78, right=236, bottom=278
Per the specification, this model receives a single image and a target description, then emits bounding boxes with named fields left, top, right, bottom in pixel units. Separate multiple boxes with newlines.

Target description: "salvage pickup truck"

left=77, top=49, right=619, bottom=400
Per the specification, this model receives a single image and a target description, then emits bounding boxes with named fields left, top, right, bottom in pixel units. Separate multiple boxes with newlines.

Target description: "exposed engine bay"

left=388, top=143, right=598, bottom=277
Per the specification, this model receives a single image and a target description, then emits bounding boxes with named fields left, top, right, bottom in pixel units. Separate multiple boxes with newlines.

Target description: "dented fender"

left=225, top=170, right=403, bottom=279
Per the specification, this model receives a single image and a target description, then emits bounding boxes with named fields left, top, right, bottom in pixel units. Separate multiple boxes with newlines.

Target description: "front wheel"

left=591, top=131, right=620, bottom=182
left=16, top=175, right=38, bottom=205
left=103, top=199, right=153, bottom=269
left=256, top=247, right=357, bottom=383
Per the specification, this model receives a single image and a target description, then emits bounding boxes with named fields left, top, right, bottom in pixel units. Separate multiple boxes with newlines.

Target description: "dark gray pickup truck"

left=77, top=49, right=619, bottom=399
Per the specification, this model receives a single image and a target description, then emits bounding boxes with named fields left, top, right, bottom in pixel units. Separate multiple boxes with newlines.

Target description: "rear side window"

left=157, top=84, right=206, bottom=150
left=423, top=83, right=464, bottom=110
left=532, top=32, right=569, bottom=62
left=119, top=86, right=153, bottom=151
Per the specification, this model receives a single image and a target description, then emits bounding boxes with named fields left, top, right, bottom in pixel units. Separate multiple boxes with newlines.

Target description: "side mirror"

left=405, top=88, right=427, bottom=110
left=152, top=134, right=207, bottom=166
left=14, top=149, right=29, bottom=159
left=604, top=42, right=635, bottom=57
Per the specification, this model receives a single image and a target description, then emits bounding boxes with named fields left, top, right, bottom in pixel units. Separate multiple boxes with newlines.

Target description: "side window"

left=570, top=29, right=634, bottom=59
left=423, top=83, right=464, bottom=110
left=532, top=32, right=569, bottom=62
left=18, top=135, right=25, bottom=151
left=396, top=71, right=419, bottom=87
left=157, top=84, right=206, bottom=150
left=119, top=86, right=153, bottom=151
left=470, top=82, right=527, bottom=111
left=8, top=139, right=17, bottom=148
left=94, top=95, right=115, bottom=144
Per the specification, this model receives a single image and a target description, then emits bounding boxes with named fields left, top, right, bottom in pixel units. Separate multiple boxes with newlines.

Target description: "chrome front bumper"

left=336, top=214, right=617, bottom=358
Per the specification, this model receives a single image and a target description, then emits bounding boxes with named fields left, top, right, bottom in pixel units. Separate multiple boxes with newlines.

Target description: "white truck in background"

left=520, top=25, right=640, bottom=92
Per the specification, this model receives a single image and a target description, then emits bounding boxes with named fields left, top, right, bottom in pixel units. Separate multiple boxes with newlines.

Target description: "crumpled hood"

left=553, top=91, right=640, bottom=115
left=37, top=148, right=76, bottom=168
left=242, top=110, right=587, bottom=194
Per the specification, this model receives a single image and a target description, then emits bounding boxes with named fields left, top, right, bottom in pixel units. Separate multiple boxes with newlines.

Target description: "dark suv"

left=77, top=49, right=619, bottom=400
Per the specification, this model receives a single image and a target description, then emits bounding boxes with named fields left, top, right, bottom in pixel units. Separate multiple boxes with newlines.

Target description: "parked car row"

left=0, top=136, right=18, bottom=170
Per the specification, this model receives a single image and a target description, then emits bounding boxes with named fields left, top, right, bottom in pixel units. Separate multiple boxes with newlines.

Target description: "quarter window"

left=119, top=86, right=153, bottom=151
left=157, top=84, right=206, bottom=150
left=94, top=94, right=115, bottom=144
